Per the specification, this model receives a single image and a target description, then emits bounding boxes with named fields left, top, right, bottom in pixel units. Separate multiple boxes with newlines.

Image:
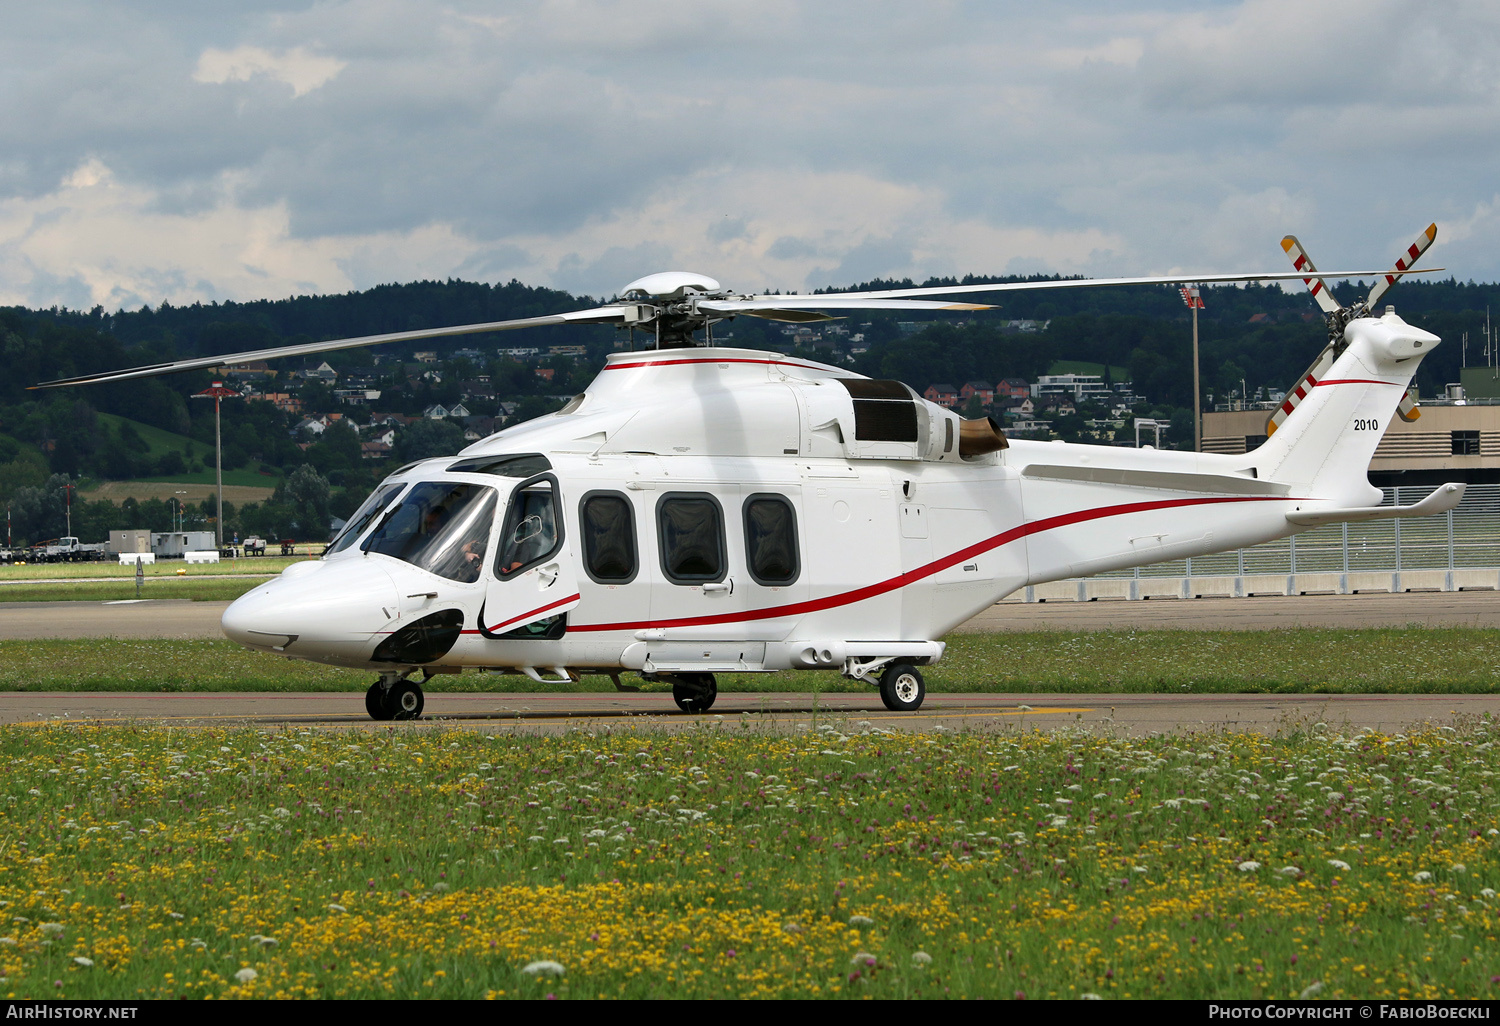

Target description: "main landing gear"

left=878, top=663, right=925, bottom=712
left=365, top=675, right=425, bottom=721
left=665, top=672, right=718, bottom=713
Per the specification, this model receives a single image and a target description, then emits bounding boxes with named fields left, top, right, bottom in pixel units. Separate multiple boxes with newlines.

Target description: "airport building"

left=1203, top=399, right=1500, bottom=487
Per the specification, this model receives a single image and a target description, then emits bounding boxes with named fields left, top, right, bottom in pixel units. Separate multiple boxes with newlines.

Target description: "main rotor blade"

left=31, top=306, right=633, bottom=388
left=698, top=297, right=993, bottom=315
left=1366, top=223, right=1438, bottom=312
left=765, top=267, right=1444, bottom=304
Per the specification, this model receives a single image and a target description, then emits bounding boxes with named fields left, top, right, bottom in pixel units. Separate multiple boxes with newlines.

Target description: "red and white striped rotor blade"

left=1265, top=344, right=1339, bottom=436
left=1366, top=223, right=1438, bottom=312
left=1280, top=235, right=1341, bottom=315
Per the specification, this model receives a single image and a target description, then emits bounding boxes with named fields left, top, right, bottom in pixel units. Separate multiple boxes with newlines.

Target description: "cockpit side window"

left=495, top=475, right=563, bottom=580
left=361, top=481, right=497, bottom=583
left=326, top=481, right=407, bottom=555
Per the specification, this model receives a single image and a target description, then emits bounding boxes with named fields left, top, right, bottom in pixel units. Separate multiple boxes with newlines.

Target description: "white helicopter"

left=38, top=227, right=1458, bottom=718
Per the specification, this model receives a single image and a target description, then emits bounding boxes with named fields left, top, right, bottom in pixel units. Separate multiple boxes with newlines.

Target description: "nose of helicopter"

left=222, top=558, right=401, bottom=663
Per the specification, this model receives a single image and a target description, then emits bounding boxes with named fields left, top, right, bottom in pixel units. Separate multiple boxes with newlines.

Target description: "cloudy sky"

left=2, top=0, right=1497, bottom=312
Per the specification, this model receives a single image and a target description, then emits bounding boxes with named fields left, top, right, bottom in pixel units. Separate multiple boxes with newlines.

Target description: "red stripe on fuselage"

left=568, top=494, right=1299, bottom=634
left=1314, top=378, right=1400, bottom=387
left=467, top=593, right=580, bottom=635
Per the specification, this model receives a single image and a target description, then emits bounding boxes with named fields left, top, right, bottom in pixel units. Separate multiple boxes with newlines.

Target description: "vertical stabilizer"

left=1252, top=310, right=1439, bottom=506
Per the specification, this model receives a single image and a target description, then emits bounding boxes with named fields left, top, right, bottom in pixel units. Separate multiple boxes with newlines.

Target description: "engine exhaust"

left=959, top=416, right=1008, bottom=456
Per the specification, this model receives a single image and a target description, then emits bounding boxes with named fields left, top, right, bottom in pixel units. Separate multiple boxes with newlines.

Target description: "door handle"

left=703, top=579, right=734, bottom=594
left=537, top=563, right=560, bottom=587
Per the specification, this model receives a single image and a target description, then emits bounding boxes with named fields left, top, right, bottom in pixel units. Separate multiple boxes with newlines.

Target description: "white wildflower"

left=1328, top=860, right=1351, bottom=871
left=911, top=951, right=933, bottom=966
left=1081, top=993, right=1103, bottom=1000
left=1414, top=871, right=1433, bottom=883
left=848, top=915, right=875, bottom=928
left=521, top=960, right=565, bottom=977
left=1452, top=863, right=1467, bottom=874
left=1237, top=861, right=1261, bottom=872
left=850, top=952, right=877, bottom=966
left=782, top=922, right=803, bottom=934
left=1299, top=981, right=1324, bottom=999
left=39, top=923, right=64, bottom=938
left=1280, top=866, right=1302, bottom=876
left=72, top=957, right=93, bottom=968
left=1481, top=889, right=1497, bottom=899
left=327, top=904, right=347, bottom=913
left=234, top=968, right=257, bottom=983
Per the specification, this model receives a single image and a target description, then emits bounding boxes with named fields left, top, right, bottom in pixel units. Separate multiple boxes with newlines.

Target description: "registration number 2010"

left=1353, top=418, right=1380, bottom=431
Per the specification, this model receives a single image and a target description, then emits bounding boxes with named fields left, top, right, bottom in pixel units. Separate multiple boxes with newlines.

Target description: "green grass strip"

left=1, top=628, right=1498, bottom=693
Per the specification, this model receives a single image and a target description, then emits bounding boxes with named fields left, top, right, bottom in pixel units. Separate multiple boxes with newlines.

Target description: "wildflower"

left=72, top=957, right=93, bottom=968
left=912, top=952, right=933, bottom=967
left=327, top=904, right=347, bottom=913
left=782, top=922, right=804, bottom=934
left=167, top=912, right=184, bottom=920
left=1237, top=861, right=1261, bottom=872
left=521, top=961, right=565, bottom=977
left=1279, top=866, right=1302, bottom=877
left=39, top=923, right=64, bottom=938
left=1452, top=863, right=1468, bottom=873
left=1299, top=981, right=1324, bottom=999
left=1081, top=993, right=1103, bottom=1000
left=1328, top=860, right=1351, bottom=871
left=1414, top=871, right=1433, bottom=883
left=850, top=952, right=876, bottom=967
left=1481, top=889, right=1497, bottom=899
left=234, top=968, right=257, bottom=984
left=848, top=915, right=875, bottom=928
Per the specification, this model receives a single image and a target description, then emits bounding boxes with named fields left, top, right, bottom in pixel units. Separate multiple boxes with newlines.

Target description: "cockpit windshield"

left=326, top=480, right=408, bottom=556
left=361, top=481, right=498, bottom=583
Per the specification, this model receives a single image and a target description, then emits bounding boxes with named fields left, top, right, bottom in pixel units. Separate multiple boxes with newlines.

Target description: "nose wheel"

left=365, top=678, right=425, bottom=721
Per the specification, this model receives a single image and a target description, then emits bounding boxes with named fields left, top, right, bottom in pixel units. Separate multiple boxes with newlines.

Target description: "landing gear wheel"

left=671, top=673, right=718, bottom=713
left=386, top=679, right=425, bottom=720
left=365, top=682, right=394, bottom=722
left=879, top=663, right=925, bottom=712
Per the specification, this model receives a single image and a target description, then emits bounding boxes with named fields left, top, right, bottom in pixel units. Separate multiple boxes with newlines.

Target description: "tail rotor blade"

left=1366, top=223, right=1438, bottom=312
left=1280, top=235, right=1342, bottom=314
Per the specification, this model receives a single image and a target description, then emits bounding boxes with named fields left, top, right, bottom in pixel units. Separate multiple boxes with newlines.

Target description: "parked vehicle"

left=35, top=537, right=108, bottom=563
left=243, top=536, right=267, bottom=555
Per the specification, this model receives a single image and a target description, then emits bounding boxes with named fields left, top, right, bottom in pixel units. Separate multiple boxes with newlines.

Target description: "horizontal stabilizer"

left=1022, top=463, right=1289, bottom=496
left=1284, top=482, right=1464, bottom=526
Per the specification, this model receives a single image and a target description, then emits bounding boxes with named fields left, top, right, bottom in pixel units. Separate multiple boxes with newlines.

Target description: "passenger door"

left=479, top=474, right=580, bottom=638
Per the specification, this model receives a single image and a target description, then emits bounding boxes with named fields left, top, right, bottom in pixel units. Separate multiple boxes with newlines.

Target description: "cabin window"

left=658, top=494, right=726, bottom=584
left=743, top=494, right=800, bottom=586
left=327, top=480, right=407, bottom=555
left=580, top=492, right=637, bottom=583
left=361, top=481, right=497, bottom=583
left=495, top=475, right=563, bottom=580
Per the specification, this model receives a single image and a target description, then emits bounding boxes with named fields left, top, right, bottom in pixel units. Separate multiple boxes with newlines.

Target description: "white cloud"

left=193, top=45, right=346, bottom=97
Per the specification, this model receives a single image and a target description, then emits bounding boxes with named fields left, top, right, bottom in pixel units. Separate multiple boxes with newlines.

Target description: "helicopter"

left=36, top=227, right=1458, bottom=718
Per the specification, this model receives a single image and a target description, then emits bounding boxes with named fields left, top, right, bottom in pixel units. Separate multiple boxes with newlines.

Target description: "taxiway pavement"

left=1, top=689, right=1492, bottom=735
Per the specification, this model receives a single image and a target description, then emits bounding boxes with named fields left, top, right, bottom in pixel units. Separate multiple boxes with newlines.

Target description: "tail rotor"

left=1266, top=223, right=1437, bottom=436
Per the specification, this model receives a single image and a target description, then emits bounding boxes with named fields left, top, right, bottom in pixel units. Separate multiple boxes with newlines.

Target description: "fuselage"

left=221, top=336, right=1422, bottom=680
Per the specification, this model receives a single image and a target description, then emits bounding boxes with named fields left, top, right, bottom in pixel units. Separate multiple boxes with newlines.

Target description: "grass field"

left=79, top=482, right=277, bottom=505
left=0, top=556, right=310, bottom=582
left=1, top=721, right=1495, bottom=999
left=0, top=581, right=259, bottom=604
left=3, top=628, right=1500, bottom=694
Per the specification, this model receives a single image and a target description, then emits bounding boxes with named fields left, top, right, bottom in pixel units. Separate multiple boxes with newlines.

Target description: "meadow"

left=0, top=720, right=1495, bottom=999
left=2, top=628, right=1499, bottom=694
